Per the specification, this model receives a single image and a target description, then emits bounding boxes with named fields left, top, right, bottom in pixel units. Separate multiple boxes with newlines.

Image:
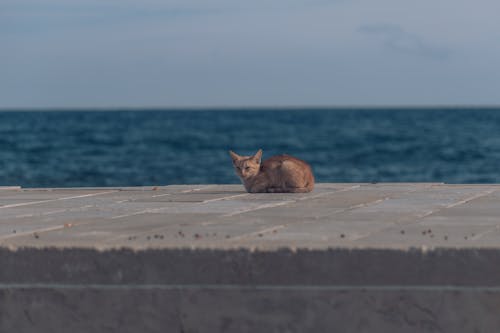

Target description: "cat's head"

left=229, top=149, right=262, bottom=180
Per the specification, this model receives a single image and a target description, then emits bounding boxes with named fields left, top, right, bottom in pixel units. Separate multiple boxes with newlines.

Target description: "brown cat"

left=229, top=149, right=315, bottom=193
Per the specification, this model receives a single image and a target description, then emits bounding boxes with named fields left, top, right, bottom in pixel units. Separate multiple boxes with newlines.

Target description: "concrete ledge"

left=2, top=247, right=500, bottom=286
left=2, top=247, right=500, bottom=332
left=3, top=286, right=500, bottom=332
left=1, top=183, right=500, bottom=332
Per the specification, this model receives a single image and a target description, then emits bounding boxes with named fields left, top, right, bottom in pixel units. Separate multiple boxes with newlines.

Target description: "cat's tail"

left=304, top=167, right=315, bottom=192
left=301, top=178, right=314, bottom=193
left=306, top=176, right=315, bottom=192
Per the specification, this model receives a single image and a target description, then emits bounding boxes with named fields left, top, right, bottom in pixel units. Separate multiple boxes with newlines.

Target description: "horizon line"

left=1, top=104, right=500, bottom=112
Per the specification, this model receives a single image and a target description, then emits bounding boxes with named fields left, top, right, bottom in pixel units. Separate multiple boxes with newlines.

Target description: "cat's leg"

left=267, top=187, right=311, bottom=193
left=287, top=187, right=313, bottom=193
left=248, top=183, right=268, bottom=193
left=266, top=185, right=312, bottom=193
left=266, top=187, right=285, bottom=193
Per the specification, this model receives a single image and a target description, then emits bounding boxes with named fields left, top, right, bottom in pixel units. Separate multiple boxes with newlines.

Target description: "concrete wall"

left=1, top=247, right=500, bottom=333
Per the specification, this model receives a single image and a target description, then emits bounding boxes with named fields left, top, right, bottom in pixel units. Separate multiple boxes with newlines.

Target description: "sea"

left=1, top=108, right=500, bottom=188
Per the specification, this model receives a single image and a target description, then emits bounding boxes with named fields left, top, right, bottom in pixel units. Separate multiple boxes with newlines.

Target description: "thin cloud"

left=358, top=23, right=450, bottom=60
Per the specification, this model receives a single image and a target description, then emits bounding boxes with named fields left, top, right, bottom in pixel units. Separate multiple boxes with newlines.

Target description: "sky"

left=2, top=0, right=500, bottom=108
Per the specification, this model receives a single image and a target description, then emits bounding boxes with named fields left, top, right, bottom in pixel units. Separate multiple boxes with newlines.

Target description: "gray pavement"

left=1, top=183, right=500, bottom=250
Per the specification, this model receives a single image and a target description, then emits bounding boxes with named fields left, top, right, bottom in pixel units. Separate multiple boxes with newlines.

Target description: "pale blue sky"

left=2, top=0, right=500, bottom=108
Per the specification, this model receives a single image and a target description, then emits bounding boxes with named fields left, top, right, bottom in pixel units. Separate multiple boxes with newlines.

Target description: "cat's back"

left=263, top=155, right=314, bottom=178
left=262, top=154, right=314, bottom=191
left=262, top=154, right=311, bottom=170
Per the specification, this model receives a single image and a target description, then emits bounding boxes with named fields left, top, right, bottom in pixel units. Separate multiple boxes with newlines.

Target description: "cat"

left=229, top=149, right=315, bottom=193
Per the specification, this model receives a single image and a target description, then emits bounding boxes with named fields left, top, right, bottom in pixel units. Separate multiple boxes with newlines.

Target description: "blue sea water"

left=1, top=108, right=500, bottom=187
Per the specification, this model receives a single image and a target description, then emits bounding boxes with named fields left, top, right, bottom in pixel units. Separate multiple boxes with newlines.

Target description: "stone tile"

left=0, top=183, right=499, bottom=250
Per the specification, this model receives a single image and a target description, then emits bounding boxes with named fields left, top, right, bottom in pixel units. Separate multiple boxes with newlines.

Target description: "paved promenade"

left=1, top=183, right=499, bottom=249
left=2, top=183, right=500, bottom=332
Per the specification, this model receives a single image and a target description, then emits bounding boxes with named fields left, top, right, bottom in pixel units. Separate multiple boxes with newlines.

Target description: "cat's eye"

left=245, top=167, right=250, bottom=171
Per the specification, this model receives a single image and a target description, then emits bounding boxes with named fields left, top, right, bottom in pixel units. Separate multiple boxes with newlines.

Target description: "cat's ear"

left=253, top=149, right=263, bottom=163
left=229, top=150, right=242, bottom=163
